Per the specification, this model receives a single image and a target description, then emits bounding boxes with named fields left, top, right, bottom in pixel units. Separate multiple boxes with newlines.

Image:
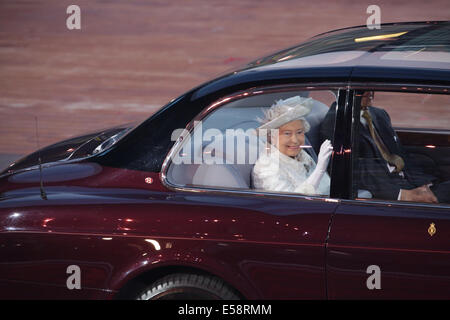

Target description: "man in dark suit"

left=320, top=91, right=449, bottom=203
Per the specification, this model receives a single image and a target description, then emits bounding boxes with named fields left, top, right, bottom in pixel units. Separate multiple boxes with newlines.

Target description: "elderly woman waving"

left=252, top=96, right=332, bottom=196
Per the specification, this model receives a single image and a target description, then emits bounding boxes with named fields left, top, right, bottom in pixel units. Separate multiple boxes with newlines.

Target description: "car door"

left=164, top=85, right=345, bottom=299
left=326, top=86, right=450, bottom=299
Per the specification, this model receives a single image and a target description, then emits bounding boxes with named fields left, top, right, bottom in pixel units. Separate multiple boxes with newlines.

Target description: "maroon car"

left=1, top=21, right=449, bottom=299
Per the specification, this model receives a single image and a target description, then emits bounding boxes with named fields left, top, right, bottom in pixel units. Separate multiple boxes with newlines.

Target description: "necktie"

left=362, top=109, right=405, bottom=173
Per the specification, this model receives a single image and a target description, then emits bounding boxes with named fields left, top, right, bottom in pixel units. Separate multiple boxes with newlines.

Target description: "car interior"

left=167, top=90, right=331, bottom=191
left=353, top=90, right=450, bottom=203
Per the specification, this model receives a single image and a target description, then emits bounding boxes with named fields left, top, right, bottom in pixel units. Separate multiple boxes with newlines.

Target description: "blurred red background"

left=0, top=0, right=448, bottom=165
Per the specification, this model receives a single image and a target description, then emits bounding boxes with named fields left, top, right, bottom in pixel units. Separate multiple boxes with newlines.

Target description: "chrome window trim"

left=160, top=82, right=345, bottom=203
left=161, top=181, right=340, bottom=204
left=348, top=83, right=450, bottom=94
left=161, top=81, right=450, bottom=204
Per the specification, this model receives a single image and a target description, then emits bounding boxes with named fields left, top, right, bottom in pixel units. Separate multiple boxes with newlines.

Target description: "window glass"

left=166, top=89, right=338, bottom=197
left=353, top=90, right=450, bottom=205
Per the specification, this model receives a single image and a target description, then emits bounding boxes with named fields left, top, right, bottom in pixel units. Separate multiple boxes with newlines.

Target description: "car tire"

left=137, top=273, right=240, bottom=300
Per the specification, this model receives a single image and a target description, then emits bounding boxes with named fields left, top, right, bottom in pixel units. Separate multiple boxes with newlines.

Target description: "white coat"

left=252, top=147, right=330, bottom=196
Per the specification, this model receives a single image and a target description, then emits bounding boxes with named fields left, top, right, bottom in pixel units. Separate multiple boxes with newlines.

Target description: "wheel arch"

left=113, top=264, right=248, bottom=300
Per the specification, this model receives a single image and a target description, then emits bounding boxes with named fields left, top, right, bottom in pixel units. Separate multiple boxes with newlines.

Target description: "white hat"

left=258, top=96, right=312, bottom=131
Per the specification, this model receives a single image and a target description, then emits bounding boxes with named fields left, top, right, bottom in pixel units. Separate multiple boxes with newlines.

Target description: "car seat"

left=191, top=133, right=318, bottom=189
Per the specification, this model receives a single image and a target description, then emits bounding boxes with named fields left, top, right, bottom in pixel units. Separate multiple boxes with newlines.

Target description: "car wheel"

left=137, top=273, right=240, bottom=300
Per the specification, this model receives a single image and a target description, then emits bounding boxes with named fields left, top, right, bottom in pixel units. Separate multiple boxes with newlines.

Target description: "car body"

left=0, top=21, right=449, bottom=299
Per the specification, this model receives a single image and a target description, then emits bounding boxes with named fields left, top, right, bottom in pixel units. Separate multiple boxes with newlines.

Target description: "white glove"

left=304, top=139, right=333, bottom=192
left=316, top=139, right=333, bottom=171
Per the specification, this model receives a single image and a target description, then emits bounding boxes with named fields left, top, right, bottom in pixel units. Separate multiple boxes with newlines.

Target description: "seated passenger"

left=320, top=91, right=450, bottom=203
left=252, top=96, right=332, bottom=195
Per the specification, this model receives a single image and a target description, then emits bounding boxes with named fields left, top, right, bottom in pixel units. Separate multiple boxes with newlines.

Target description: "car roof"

left=193, top=22, right=450, bottom=99
left=95, top=22, right=450, bottom=173
left=243, top=21, right=450, bottom=72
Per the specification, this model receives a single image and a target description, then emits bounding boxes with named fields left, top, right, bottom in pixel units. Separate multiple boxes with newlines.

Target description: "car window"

left=166, top=89, right=338, bottom=198
left=352, top=90, right=450, bottom=205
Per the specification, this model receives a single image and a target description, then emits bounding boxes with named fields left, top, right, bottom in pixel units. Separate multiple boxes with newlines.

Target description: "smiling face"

left=276, top=120, right=305, bottom=157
